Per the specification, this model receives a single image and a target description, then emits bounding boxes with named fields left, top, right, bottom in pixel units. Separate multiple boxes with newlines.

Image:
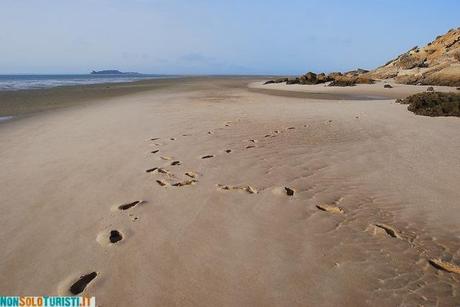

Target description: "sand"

left=1, top=78, right=460, bottom=306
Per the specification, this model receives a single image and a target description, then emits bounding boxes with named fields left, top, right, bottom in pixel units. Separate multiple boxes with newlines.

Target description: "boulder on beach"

left=396, top=92, right=460, bottom=117
left=328, top=79, right=356, bottom=87
left=263, top=77, right=288, bottom=85
left=286, top=78, right=300, bottom=85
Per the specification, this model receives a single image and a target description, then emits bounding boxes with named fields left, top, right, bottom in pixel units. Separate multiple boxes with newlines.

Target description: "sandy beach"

left=1, top=77, right=460, bottom=306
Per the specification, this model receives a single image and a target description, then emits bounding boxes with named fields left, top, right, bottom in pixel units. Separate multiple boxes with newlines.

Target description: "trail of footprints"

left=62, top=198, right=147, bottom=295
left=62, top=121, right=460, bottom=297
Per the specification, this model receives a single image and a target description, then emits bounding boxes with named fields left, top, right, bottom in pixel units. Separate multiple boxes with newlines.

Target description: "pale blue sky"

left=1, top=0, right=459, bottom=75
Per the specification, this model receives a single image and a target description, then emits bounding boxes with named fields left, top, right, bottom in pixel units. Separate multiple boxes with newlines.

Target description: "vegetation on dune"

left=396, top=92, right=460, bottom=117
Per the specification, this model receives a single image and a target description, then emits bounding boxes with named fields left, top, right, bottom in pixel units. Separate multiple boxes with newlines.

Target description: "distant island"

left=91, top=70, right=141, bottom=75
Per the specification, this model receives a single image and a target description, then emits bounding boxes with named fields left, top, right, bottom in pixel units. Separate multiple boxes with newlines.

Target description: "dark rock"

left=297, top=71, right=334, bottom=85
left=286, top=78, right=300, bottom=85
left=384, top=84, right=393, bottom=88
left=328, top=79, right=356, bottom=87
left=263, top=78, right=288, bottom=85
left=396, top=92, right=460, bottom=117
left=299, top=72, right=317, bottom=84
left=427, top=86, right=434, bottom=92
left=275, top=78, right=289, bottom=83
left=355, top=76, right=375, bottom=84
left=317, top=73, right=330, bottom=83
left=327, top=72, right=343, bottom=80
left=418, top=61, right=429, bottom=68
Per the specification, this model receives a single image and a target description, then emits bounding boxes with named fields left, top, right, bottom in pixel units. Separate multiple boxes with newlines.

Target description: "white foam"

left=0, top=75, right=173, bottom=91
left=0, top=116, right=14, bottom=122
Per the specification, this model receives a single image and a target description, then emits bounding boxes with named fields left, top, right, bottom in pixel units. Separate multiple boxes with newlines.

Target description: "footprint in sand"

left=217, top=184, right=258, bottom=194
left=156, top=179, right=169, bottom=187
left=170, top=138, right=176, bottom=141
left=97, top=229, right=124, bottom=246
left=109, top=230, right=123, bottom=243
left=160, top=156, right=173, bottom=161
left=157, top=168, right=171, bottom=175
left=371, top=223, right=401, bottom=239
left=150, top=138, right=160, bottom=141
left=146, top=167, right=158, bottom=173
left=208, top=131, right=214, bottom=135
left=68, top=272, right=98, bottom=295
left=225, top=149, right=232, bottom=153
left=429, top=258, right=460, bottom=274
left=201, top=155, right=214, bottom=159
left=117, top=200, right=144, bottom=211
left=249, top=139, right=257, bottom=143
left=172, top=179, right=198, bottom=187
left=316, top=204, right=344, bottom=214
left=171, top=160, right=181, bottom=166
left=129, top=214, right=139, bottom=222
left=272, top=187, right=295, bottom=196
left=185, top=172, right=198, bottom=178
left=284, top=187, right=295, bottom=196
left=153, top=168, right=175, bottom=178
left=264, top=134, right=271, bottom=138
left=151, top=150, right=159, bottom=154
left=246, top=145, right=256, bottom=149
left=287, top=127, right=295, bottom=130
left=157, top=177, right=197, bottom=187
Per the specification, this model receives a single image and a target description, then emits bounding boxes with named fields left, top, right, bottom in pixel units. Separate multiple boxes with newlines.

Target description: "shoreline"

left=0, top=76, right=268, bottom=120
left=3, top=76, right=459, bottom=123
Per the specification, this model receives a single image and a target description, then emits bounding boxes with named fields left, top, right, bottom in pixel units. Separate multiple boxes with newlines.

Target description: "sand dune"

left=1, top=78, right=460, bottom=306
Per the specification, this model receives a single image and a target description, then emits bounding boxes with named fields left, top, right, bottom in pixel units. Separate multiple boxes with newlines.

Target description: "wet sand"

left=0, top=76, right=260, bottom=118
left=0, top=78, right=459, bottom=306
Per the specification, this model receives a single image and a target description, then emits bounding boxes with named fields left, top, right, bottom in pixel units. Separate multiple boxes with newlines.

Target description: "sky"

left=0, top=0, right=459, bottom=75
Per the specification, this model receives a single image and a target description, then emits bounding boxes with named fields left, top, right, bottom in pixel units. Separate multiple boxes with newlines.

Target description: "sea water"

left=0, top=74, right=172, bottom=91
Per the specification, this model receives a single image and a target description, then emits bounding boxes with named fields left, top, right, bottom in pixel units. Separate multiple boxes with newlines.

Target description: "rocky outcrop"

left=367, top=27, right=460, bottom=86
left=264, top=28, right=459, bottom=87
left=297, top=72, right=334, bottom=84
left=328, top=79, right=356, bottom=87
left=265, top=69, right=372, bottom=86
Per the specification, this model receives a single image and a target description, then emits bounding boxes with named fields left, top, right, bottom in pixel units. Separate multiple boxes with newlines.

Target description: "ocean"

left=0, top=74, right=173, bottom=91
